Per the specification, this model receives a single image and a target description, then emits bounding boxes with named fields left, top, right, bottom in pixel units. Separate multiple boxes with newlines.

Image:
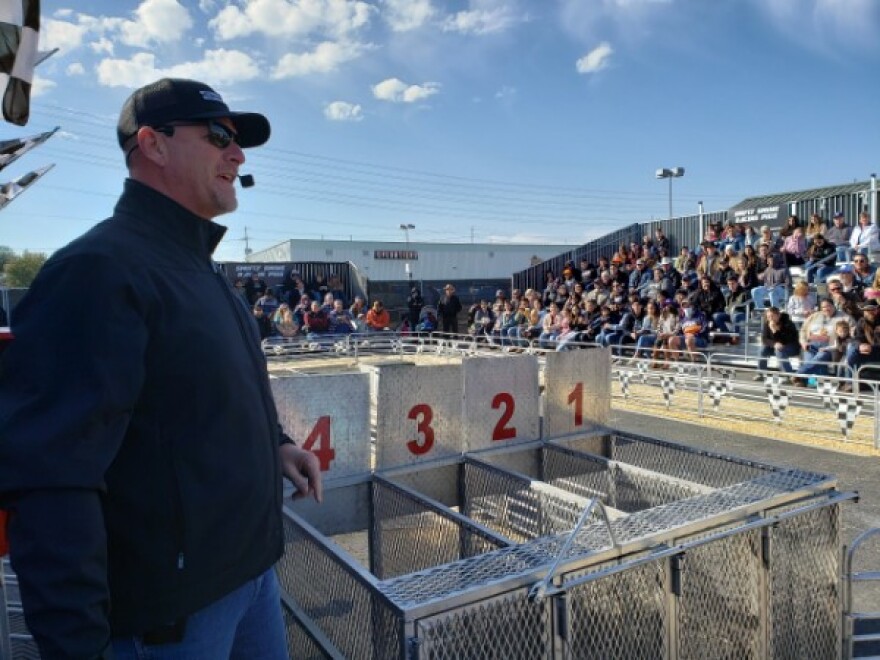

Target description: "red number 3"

left=406, top=404, right=435, bottom=455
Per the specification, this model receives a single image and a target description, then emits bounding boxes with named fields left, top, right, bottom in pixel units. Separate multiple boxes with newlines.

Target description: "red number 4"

left=303, top=415, right=335, bottom=471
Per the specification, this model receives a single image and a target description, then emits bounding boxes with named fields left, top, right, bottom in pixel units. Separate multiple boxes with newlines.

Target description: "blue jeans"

left=712, top=311, right=745, bottom=333
left=758, top=344, right=800, bottom=373
left=797, top=348, right=839, bottom=378
left=112, top=568, right=288, bottom=660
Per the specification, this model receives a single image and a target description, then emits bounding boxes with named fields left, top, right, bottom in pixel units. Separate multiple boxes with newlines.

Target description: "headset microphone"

left=238, top=174, right=255, bottom=188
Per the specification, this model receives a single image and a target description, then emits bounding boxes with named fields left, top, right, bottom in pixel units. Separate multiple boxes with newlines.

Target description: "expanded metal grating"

left=271, top=425, right=847, bottom=659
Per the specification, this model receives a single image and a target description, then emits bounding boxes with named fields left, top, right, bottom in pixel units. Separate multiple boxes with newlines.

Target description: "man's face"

left=159, top=117, right=245, bottom=220
left=334, top=300, right=343, bottom=312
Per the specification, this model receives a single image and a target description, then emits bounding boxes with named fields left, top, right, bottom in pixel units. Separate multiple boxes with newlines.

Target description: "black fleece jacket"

left=0, top=180, right=285, bottom=658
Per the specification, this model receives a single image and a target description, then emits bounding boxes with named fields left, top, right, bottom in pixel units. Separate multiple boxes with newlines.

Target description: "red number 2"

left=303, top=415, right=335, bottom=471
left=568, top=382, right=584, bottom=427
left=406, top=403, right=435, bottom=455
left=491, top=392, right=517, bottom=441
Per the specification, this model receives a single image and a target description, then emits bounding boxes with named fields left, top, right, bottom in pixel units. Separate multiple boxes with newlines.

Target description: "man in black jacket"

left=438, top=283, right=463, bottom=333
left=753, top=306, right=801, bottom=380
left=0, top=79, right=322, bottom=659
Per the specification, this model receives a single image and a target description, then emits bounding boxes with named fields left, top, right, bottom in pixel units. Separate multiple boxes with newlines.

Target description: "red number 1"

left=568, top=382, right=584, bottom=427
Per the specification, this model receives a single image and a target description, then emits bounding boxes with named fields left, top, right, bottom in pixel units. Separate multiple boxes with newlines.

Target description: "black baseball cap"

left=117, top=78, right=270, bottom=149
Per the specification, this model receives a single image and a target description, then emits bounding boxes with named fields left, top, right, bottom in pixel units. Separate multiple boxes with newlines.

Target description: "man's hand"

left=279, top=444, right=323, bottom=503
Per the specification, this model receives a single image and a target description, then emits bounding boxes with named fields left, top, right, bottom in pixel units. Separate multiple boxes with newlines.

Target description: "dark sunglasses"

left=154, top=120, right=240, bottom=149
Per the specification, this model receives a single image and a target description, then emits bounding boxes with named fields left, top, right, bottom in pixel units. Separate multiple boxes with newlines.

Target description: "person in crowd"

left=279, top=269, right=303, bottom=305
left=292, top=293, right=313, bottom=326
left=754, top=306, right=801, bottom=380
left=805, top=213, right=827, bottom=246
left=252, top=304, right=274, bottom=339
left=328, top=299, right=355, bottom=334
left=501, top=299, right=528, bottom=346
left=245, top=270, right=268, bottom=304
left=729, top=253, right=757, bottom=291
left=797, top=298, right=851, bottom=364
left=585, top=270, right=614, bottom=306
left=654, top=227, right=670, bottom=254
left=659, top=258, right=681, bottom=299
left=692, top=276, right=725, bottom=320
left=553, top=309, right=578, bottom=351
left=852, top=254, right=877, bottom=290
left=696, top=241, right=724, bottom=284
left=365, top=299, right=391, bottom=331
left=827, top=278, right=862, bottom=319
left=850, top=211, right=880, bottom=259
left=490, top=300, right=514, bottom=345
left=667, top=297, right=708, bottom=361
left=674, top=246, right=694, bottom=274
left=327, top=272, right=345, bottom=303
left=779, top=214, right=801, bottom=238
left=516, top=300, right=544, bottom=346
left=803, top=234, right=837, bottom=283
left=232, top=277, right=249, bottom=305
left=582, top=302, right=615, bottom=344
left=272, top=302, right=300, bottom=338
left=781, top=226, right=807, bottom=267
left=541, top=270, right=559, bottom=307
left=539, top=302, right=563, bottom=348
left=836, top=265, right=864, bottom=299
left=793, top=319, right=854, bottom=386
left=825, top=211, right=852, bottom=262
left=717, top=223, right=741, bottom=253
left=471, top=299, right=495, bottom=339
left=630, top=299, right=661, bottom=359
left=742, top=224, right=760, bottom=249
left=842, top=299, right=880, bottom=390
left=304, top=300, right=332, bottom=336
left=713, top=274, right=751, bottom=336
left=628, top=258, right=651, bottom=291
left=759, top=225, right=782, bottom=251
left=596, top=297, right=635, bottom=348
left=0, top=78, right=322, bottom=659
left=785, top=279, right=816, bottom=324
left=308, top=272, right=330, bottom=302
left=406, top=287, right=424, bottom=329
left=752, top=252, right=791, bottom=309
left=438, top=283, right=463, bottom=333
left=254, top=288, right=280, bottom=319
left=651, top=301, right=680, bottom=367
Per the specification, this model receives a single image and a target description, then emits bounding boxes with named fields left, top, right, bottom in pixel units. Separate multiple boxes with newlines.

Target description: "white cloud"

left=442, top=7, right=518, bottom=35
left=211, top=0, right=374, bottom=41
left=753, top=0, right=880, bottom=50
left=41, top=18, right=88, bottom=51
left=372, top=77, right=439, bottom=103
left=324, top=101, right=364, bottom=121
left=495, top=85, right=516, bottom=99
left=118, top=0, right=193, bottom=47
left=66, top=62, right=85, bottom=75
left=96, top=50, right=260, bottom=88
left=198, top=0, right=216, bottom=12
left=576, top=42, right=613, bottom=74
left=90, top=37, right=114, bottom=55
left=31, top=76, right=56, bottom=97
left=271, top=40, right=365, bottom=78
left=381, top=0, right=435, bottom=32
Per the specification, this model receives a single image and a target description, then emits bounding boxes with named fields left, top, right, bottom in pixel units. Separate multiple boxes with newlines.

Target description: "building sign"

left=374, top=250, right=418, bottom=260
left=728, top=204, right=783, bottom=225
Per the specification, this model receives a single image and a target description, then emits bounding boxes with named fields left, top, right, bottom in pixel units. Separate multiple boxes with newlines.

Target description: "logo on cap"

left=200, top=90, right=223, bottom=103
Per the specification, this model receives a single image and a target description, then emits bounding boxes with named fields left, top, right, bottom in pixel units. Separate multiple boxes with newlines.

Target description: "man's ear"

left=137, top=126, right=166, bottom=165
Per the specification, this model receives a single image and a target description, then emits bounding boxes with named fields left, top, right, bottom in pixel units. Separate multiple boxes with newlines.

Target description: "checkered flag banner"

left=661, top=374, right=676, bottom=408
left=0, top=0, right=41, bottom=125
left=636, top=360, right=648, bottom=383
left=618, top=370, right=631, bottom=399
left=836, top=396, right=861, bottom=439
left=768, top=389, right=789, bottom=423
left=0, top=163, right=52, bottom=210
left=817, top=378, right=838, bottom=410
left=0, top=125, right=56, bottom=171
left=763, top=373, right=784, bottom=395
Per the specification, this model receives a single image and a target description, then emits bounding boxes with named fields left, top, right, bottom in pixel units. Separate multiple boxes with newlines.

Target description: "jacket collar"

left=114, top=179, right=228, bottom=256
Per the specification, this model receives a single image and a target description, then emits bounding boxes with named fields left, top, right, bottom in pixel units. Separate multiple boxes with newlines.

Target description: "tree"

left=4, top=251, right=47, bottom=287
left=0, top=245, right=13, bottom=271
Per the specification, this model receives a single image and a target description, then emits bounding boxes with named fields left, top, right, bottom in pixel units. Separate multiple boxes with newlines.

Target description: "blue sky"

left=2, top=0, right=880, bottom=262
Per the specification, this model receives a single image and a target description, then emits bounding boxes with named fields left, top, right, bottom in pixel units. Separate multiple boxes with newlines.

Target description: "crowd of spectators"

left=466, top=217, right=880, bottom=386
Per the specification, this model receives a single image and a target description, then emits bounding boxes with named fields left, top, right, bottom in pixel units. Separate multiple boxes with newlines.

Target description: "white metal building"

left=247, top=239, right=572, bottom=283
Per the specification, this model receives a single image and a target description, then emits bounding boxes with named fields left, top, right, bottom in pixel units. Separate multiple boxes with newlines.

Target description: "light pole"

left=399, top=223, right=415, bottom=283
left=655, top=167, right=685, bottom=219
